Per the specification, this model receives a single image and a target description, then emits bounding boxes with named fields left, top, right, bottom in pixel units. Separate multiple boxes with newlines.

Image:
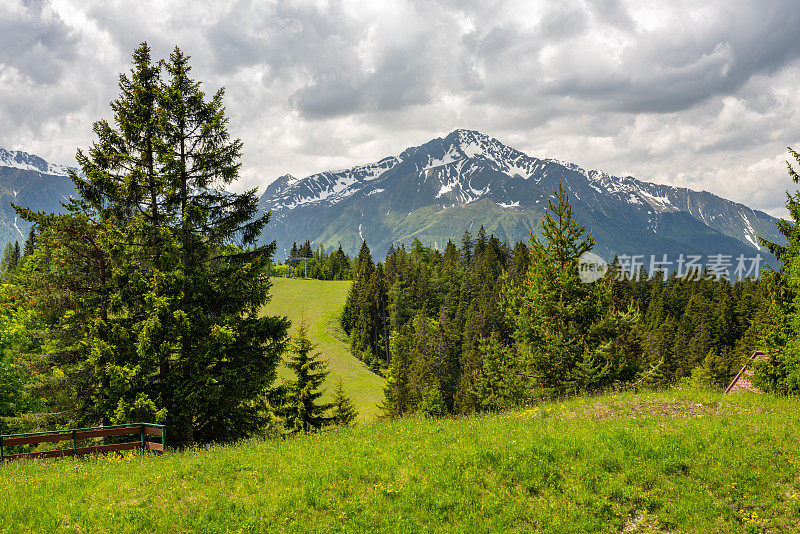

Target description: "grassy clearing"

left=262, top=277, right=385, bottom=421
left=2, top=388, right=800, bottom=533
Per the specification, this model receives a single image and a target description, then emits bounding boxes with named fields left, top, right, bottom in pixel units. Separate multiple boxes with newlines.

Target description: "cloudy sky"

left=2, top=0, right=800, bottom=216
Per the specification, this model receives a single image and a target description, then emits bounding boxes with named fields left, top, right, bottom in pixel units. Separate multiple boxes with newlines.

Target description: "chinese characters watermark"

left=578, top=253, right=764, bottom=283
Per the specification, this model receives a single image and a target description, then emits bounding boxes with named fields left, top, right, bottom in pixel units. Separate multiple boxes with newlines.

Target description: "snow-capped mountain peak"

left=0, top=148, right=79, bottom=246
left=260, top=155, right=403, bottom=211
left=258, top=129, right=780, bottom=260
left=0, top=147, right=74, bottom=177
left=435, top=129, right=540, bottom=179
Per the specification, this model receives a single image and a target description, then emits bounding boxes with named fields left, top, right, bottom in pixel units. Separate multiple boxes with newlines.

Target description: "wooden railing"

left=0, top=423, right=165, bottom=461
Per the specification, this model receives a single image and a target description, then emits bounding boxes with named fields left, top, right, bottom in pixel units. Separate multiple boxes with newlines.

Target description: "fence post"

left=140, top=424, right=145, bottom=452
left=1, top=435, right=4, bottom=461
left=162, top=426, right=166, bottom=452
left=72, top=430, right=77, bottom=457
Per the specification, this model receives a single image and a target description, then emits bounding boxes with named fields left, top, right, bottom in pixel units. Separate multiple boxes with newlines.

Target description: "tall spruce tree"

left=460, top=230, right=473, bottom=267
left=14, top=43, right=289, bottom=443
left=474, top=225, right=488, bottom=257
left=381, top=324, right=413, bottom=417
left=343, top=241, right=389, bottom=368
left=504, top=183, right=639, bottom=397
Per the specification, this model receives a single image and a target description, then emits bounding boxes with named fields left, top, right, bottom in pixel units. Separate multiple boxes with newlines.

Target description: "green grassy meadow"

left=262, top=277, right=385, bottom=420
left=2, top=388, right=800, bottom=533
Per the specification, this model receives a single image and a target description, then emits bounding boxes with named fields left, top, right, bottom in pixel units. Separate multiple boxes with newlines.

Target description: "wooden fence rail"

left=0, top=423, right=165, bottom=461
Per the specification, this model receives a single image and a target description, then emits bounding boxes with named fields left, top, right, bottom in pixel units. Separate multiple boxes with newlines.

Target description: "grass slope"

left=262, top=277, right=385, bottom=421
left=2, top=389, right=800, bottom=533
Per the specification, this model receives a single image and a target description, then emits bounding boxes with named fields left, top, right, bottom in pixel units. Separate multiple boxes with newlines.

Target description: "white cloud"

left=1, top=0, right=799, bottom=216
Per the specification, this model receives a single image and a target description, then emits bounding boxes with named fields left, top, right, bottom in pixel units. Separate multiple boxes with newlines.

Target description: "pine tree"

left=381, top=326, right=413, bottom=417
left=460, top=230, right=473, bottom=266
left=0, top=242, right=20, bottom=278
left=299, top=240, right=313, bottom=258
left=273, top=320, right=333, bottom=433
left=330, top=379, right=358, bottom=426
left=345, top=241, right=389, bottom=368
left=353, top=241, right=374, bottom=280
left=511, top=241, right=530, bottom=281
left=504, top=183, right=639, bottom=397
left=754, top=140, right=800, bottom=392
left=440, top=240, right=456, bottom=264
left=14, top=43, right=289, bottom=442
left=475, top=225, right=488, bottom=257
left=325, top=245, right=350, bottom=280
left=22, top=226, right=36, bottom=258
left=418, top=384, right=446, bottom=417
left=472, top=333, right=528, bottom=411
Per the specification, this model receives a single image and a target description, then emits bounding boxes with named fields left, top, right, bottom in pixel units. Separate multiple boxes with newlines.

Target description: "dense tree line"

left=342, top=186, right=771, bottom=415
left=617, top=270, right=768, bottom=389
left=275, top=240, right=353, bottom=280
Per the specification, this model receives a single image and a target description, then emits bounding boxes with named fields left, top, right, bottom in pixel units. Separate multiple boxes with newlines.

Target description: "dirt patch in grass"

left=536, top=391, right=777, bottom=422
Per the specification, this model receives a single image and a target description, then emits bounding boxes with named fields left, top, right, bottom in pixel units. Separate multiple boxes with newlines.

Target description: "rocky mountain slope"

left=258, top=129, right=781, bottom=262
left=0, top=148, right=76, bottom=245
left=0, top=134, right=783, bottom=267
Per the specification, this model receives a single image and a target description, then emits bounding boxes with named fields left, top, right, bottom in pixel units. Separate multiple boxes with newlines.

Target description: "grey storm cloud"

left=542, top=2, right=800, bottom=114
left=0, top=1, right=78, bottom=84
left=1, top=0, right=799, bottom=216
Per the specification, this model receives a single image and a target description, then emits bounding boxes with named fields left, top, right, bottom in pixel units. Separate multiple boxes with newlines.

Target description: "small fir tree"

left=380, top=327, right=413, bottom=417
left=330, top=379, right=358, bottom=426
left=418, top=384, right=446, bottom=417
left=0, top=242, right=20, bottom=278
left=472, top=333, right=529, bottom=411
left=22, top=226, right=36, bottom=258
left=273, top=320, right=333, bottom=433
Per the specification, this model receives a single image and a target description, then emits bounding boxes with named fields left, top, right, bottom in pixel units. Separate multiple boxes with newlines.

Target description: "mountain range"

left=0, top=148, right=76, bottom=245
left=258, top=129, right=781, bottom=263
left=0, top=131, right=783, bottom=266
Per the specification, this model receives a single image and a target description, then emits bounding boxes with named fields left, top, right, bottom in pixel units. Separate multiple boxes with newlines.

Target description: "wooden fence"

left=0, top=423, right=165, bottom=461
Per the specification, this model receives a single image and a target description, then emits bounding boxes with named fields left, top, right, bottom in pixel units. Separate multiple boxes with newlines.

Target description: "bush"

left=419, top=385, right=446, bottom=417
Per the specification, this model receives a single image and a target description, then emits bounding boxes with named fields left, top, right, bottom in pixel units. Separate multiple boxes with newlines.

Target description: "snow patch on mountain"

left=556, top=160, right=684, bottom=214
left=0, top=147, right=73, bottom=177
left=272, top=156, right=401, bottom=209
left=437, top=182, right=455, bottom=198
left=424, top=147, right=460, bottom=170
left=741, top=212, right=759, bottom=248
left=258, top=129, right=777, bottom=254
